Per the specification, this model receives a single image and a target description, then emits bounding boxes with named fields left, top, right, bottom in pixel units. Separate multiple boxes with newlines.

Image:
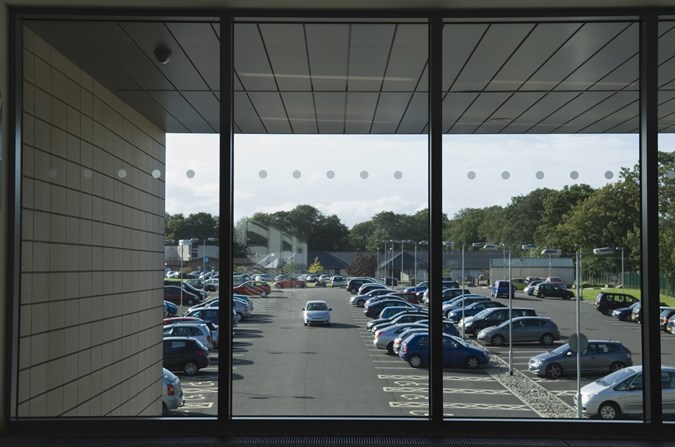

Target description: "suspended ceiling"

left=23, top=17, right=675, bottom=134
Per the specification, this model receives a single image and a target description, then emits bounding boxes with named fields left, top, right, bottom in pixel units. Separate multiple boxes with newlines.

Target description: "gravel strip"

left=483, top=351, right=578, bottom=418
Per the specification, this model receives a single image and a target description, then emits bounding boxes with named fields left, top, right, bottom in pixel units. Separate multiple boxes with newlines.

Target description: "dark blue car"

left=445, top=300, right=506, bottom=322
left=399, top=332, right=490, bottom=369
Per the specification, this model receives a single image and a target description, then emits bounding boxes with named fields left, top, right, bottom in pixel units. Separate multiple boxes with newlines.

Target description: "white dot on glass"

left=536, top=171, right=545, bottom=180
left=467, top=171, right=476, bottom=180
left=152, top=169, right=162, bottom=179
left=570, top=171, right=579, bottom=180
left=326, top=170, right=335, bottom=179
left=83, top=169, right=92, bottom=178
left=604, top=171, right=614, bottom=180
left=117, top=169, right=127, bottom=179
left=360, top=170, right=369, bottom=179
left=292, top=170, right=301, bottom=179
left=501, top=171, right=510, bottom=180
left=48, top=169, right=58, bottom=178
left=186, top=169, right=195, bottom=179
left=394, top=171, right=403, bottom=180
left=668, top=171, right=675, bottom=180
left=259, top=170, right=268, bottom=179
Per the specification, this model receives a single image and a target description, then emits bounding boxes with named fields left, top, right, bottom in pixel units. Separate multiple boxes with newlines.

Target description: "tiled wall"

left=18, top=27, right=165, bottom=417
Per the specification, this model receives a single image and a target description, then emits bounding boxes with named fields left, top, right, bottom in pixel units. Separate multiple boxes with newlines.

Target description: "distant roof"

left=491, top=257, right=574, bottom=268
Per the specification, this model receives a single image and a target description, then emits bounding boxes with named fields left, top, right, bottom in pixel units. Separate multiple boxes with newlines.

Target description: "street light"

left=202, top=237, right=218, bottom=274
left=416, top=240, right=428, bottom=285
left=401, top=240, right=413, bottom=288
left=593, top=246, right=624, bottom=290
left=541, top=248, right=562, bottom=278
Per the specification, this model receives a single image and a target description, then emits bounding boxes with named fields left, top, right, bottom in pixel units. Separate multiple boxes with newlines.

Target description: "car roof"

left=305, top=300, right=328, bottom=304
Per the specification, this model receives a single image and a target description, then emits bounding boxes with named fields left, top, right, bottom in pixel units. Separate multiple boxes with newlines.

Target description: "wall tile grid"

left=18, top=27, right=166, bottom=417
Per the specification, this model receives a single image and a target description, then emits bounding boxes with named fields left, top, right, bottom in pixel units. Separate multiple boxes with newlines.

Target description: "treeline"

left=166, top=152, right=675, bottom=277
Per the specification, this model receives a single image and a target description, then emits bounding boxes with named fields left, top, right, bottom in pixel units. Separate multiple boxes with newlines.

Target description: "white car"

left=575, top=365, right=675, bottom=419
left=302, top=300, right=332, bottom=326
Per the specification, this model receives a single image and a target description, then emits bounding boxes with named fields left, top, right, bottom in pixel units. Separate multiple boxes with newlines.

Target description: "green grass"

left=579, top=286, right=675, bottom=306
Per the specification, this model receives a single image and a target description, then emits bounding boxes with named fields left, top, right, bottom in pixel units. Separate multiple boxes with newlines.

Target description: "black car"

left=462, top=307, right=537, bottom=336
left=594, top=291, right=639, bottom=316
left=364, top=299, right=418, bottom=318
left=163, top=336, right=210, bottom=376
left=610, top=302, right=639, bottom=321
left=346, top=278, right=376, bottom=294
left=164, top=285, right=202, bottom=306
left=533, top=282, right=574, bottom=300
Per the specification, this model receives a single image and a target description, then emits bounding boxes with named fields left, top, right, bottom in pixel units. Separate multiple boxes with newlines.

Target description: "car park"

left=163, top=322, right=214, bottom=350
left=575, top=365, right=675, bottom=419
left=477, top=316, right=560, bottom=346
left=441, top=295, right=491, bottom=318
left=528, top=340, right=633, bottom=379
left=162, top=368, right=184, bottom=414
left=461, top=307, right=537, bottom=336
left=233, top=280, right=271, bottom=297
left=594, top=291, right=639, bottom=316
left=490, top=280, right=517, bottom=298
left=444, top=300, right=506, bottom=323
left=302, top=300, right=332, bottom=326
left=163, top=336, right=210, bottom=376
left=399, top=333, right=490, bottom=369
left=533, top=282, right=574, bottom=300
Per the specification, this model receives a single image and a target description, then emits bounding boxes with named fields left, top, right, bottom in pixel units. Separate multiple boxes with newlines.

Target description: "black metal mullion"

left=640, top=11, right=662, bottom=425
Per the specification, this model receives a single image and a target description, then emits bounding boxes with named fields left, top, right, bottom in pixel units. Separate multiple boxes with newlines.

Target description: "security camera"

left=154, top=45, right=172, bottom=65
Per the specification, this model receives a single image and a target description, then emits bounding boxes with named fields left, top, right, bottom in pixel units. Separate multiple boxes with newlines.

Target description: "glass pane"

left=441, top=18, right=641, bottom=420
left=17, top=18, right=220, bottom=418
left=231, top=19, right=429, bottom=417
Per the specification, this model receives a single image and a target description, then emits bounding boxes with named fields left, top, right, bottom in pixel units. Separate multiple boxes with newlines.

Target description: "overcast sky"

left=165, top=133, right=662, bottom=228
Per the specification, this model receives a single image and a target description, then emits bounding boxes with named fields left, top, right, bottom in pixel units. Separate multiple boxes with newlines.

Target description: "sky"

left=165, top=132, right=661, bottom=229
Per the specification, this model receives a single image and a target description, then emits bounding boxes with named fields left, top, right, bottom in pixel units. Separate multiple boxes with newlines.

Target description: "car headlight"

left=530, top=359, right=541, bottom=367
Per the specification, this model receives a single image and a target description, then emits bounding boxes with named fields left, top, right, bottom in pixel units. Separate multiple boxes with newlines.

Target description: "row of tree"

left=165, top=153, right=675, bottom=277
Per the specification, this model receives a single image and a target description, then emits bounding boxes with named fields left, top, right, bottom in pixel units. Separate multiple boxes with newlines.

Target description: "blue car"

left=445, top=300, right=506, bottom=322
left=403, top=281, right=429, bottom=294
left=164, top=300, right=178, bottom=317
left=399, top=332, right=490, bottom=369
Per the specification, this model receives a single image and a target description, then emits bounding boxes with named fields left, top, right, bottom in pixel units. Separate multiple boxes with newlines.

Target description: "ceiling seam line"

left=164, top=23, right=213, bottom=90
left=256, top=23, right=294, bottom=133
left=447, top=23, right=490, bottom=93
left=302, top=23, right=319, bottom=134
left=482, top=23, right=537, bottom=94
left=521, top=91, right=583, bottom=133
left=369, top=23, right=398, bottom=134
left=578, top=96, right=638, bottom=133
left=477, top=92, right=516, bottom=132
left=551, top=90, right=620, bottom=133
left=344, top=23, right=352, bottom=134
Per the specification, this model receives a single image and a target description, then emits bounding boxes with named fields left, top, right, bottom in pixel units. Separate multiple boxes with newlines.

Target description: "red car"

left=274, top=277, right=306, bottom=288
left=233, top=280, right=271, bottom=297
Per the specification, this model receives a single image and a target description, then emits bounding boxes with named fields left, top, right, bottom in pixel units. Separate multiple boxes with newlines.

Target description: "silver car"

left=575, top=365, right=675, bottom=419
left=477, top=316, right=560, bottom=346
left=373, top=323, right=428, bottom=354
left=528, top=340, right=633, bottom=379
left=162, top=368, right=184, bottom=415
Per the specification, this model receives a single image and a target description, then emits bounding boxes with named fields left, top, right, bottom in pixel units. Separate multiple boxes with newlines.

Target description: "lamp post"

left=401, top=240, right=413, bottom=288
left=593, top=246, right=622, bottom=288
left=508, top=245, right=513, bottom=375
left=617, top=247, right=625, bottom=291
left=442, top=240, right=454, bottom=278
left=202, top=237, right=218, bottom=274
left=541, top=248, right=562, bottom=278
left=417, top=240, right=428, bottom=284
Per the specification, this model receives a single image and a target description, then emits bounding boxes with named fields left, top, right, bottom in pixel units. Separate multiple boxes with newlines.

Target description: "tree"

left=308, top=257, right=324, bottom=274
left=346, top=251, right=377, bottom=278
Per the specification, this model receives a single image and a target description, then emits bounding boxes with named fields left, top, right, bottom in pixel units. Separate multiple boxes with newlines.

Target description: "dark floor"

left=0, top=436, right=674, bottom=447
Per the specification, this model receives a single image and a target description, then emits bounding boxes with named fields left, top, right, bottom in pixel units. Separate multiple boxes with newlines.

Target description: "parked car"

left=369, top=311, right=430, bottom=333
left=611, top=302, right=640, bottom=321
left=660, top=308, right=675, bottom=332
left=305, top=274, right=319, bottom=283
left=461, top=307, right=537, bottom=336
left=392, top=321, right=460, bottom=354
left=346, top=277, right=378, bottom=294
left=164, top=285, right=202, bottom=306
left=163, top=336, right=210, bottom=376
left=477, top=316, right=560, bottom=346
left=331, top=276, right=346, bottom=288
left=630, top=302, right=668, bottom=323
left=184, top=307, right=220, bottom=327
left=373, top=322, right=429, bottom=354
left=164, top=279, right=207, bottom=300
left=358, top=282, right=389, bottom=295
left=302, top=300, right=332, bottom=326
left=349, top=289, right=398, bottom=307
left=445, top=300, right=505, bottom=323
left=233, top=280, right=271, bottom=297
left=382, top=276, right=398, bottom=286
left=421, top=287, right=472, bottom=305
left=575, top=365, right=675, bottom=419
left=364, top=299, right=418, bottom=318
left=163, top=322, right=214, bottom=350
left=528, top=340, right=633, bottom=379
left=403, top=281, right=428, bottom=294
left=377, top=305, right=426, bottom=321
left=415, top=280, right=460, bottom=302
left=594, top=291, right=639, bottom=316
left=163, top=316, right=219, bottom=348
left=366, top=308, right=426, bottom=330
left=274, top=277, right=306, bottom=288
left=203, top=278, right=219, bottom=291
left=162, top=368, right=184, bottom=414
left=511, top=278, right=528, bottom=290
left=490, top=280, right=517, bottom=299
left=524, top=280, right=544, bottom=296
left=399, top=333, right=490, bottom=369
left=164, top=300, right=178, bottom=317
left=441, top=295, right=491, bottom=318
left=533, top=282, right=574, bottom=300
left=545, top=276, right=567, bottom=287
left=666, top=315, right=675, bottom=334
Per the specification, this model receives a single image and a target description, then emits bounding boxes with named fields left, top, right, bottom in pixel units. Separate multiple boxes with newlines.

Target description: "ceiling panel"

left=259, top=24, right=312, bottom=92
left=115, top=91, right=188, bottom=132
left=248, top=92, right=293, bottom=133
left=450, top=92, right=512, bottom=133
left=182, top=91, right=220, bottom=132
left=345, top=93, right=379, bottom=133
left=234, top=23, right=277, bottom=91
left=371, top=93, right=412, bottom=133
left=526, top=91, right=613, bottom=132
left=589, top=55, right=638, bottom=91
left=583, top=92, right=638, bottom=133
left=348, top=25, right=396, bottom=92
left=281, top=92, right=318, bottom=133
left=147, top=91, right=213, bottom=132
left=234, top=92, right=265, bottom=133
left=442, top=24, right=486, bottom=92
left=306, top=25, right=349, bottom=91
left=167, top=22, right=221, bottom=91
left=397, top=93, right=428, bottom=133
left=382, top=24, right=428, bottom=92
left=520, top=22, right=631, bottom=91
left=442, top=92, right=479, bottom=133
left=452, top=23, right=534, bottom=92
left=314, top=92, right=347, bottom=133
left=476, top=92, right=546, bottom=132
left=500, top=91, right=579, bottom=133
left=559, top=91, right=637, bottom=132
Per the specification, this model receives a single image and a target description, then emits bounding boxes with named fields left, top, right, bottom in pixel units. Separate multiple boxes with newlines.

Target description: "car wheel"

left=350, top=288, right=358, bottom=294
left=545, top=363, right=563, bottom=379
left=598, top=401, right=621, bottom=420
left=465, top=356, right=480, bottom=369
left=609, top=361, right=626, bottom=373
left=386, top=342, right=395, bottom=355
left=537, top=292, right=545, bottom=298
left=236, top=312, right=243, bottom=322
left=260, top=291, right=268, bottom=298
left=408, top=354, right=423, bottom=368
left=491, top=335, right=505, bottom=346
left=183, top=360, right=199, bottom=376
left=357, top=300, right=365, bottom=308
left=541, top=333, right=555, bottom=346
left=603, top=308, right=611, bottom=316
